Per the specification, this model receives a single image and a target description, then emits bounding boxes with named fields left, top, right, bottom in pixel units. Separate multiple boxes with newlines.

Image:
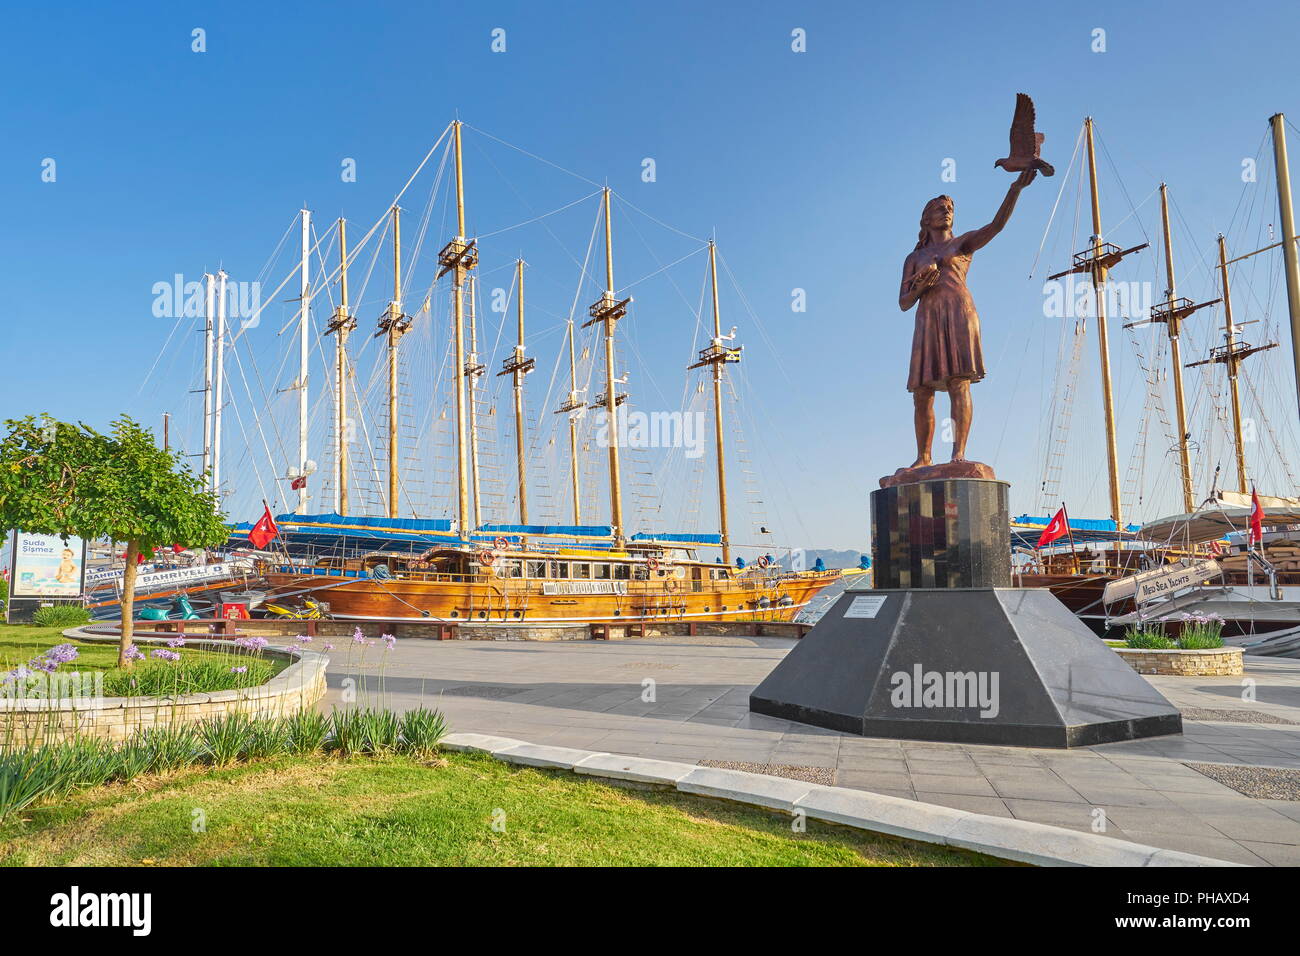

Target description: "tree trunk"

left=118, top=540, right=139, bottom=669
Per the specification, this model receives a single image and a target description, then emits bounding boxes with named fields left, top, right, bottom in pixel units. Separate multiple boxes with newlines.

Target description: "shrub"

left=243, top=719, right=288, bottom=761
left=140, top=725, right=201, bottom=774
left=102, top=656, right=276, bottom=698
left=199, top=713, right=256, bottom=767
left=0, top=746, right=65, bottom=822
left=1124, top=626, right=1176, bottom=650
left=49, top=737, right=119, bottom=794
left=31, top=604, right=91, bottom=628
left=321, top=709, right=403, bottom=755
left=109, top=739, right=153, bottom=783
left=1178, top=631, right=1226, bottom=650
left=399, top=707, right=449, bottom=755
left=1177, top=613, right=1225, bottom=650
left=283, top=711, right=329, bottom=755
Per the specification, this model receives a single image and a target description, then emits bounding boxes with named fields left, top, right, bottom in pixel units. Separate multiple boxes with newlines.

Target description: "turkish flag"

left=172, top=544, right=185, bottom=554
left=1037, top=506, right=1070, bottom=549
left=248, top=506, right=280, bottom=550
left=290, top=475, right=307, bottom=490
left=1249, top=487, right=1264, bottom=546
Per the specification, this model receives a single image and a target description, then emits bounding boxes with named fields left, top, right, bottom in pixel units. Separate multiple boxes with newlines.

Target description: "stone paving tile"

left=987, top=776, right=1089, bottom=804
left=912, top=792, right=1013, bottom=817
left=1117, top=830, right=1270, bottom=867
left=1066, top=785, right=1181, bottom=810
left=1100, top=806, right=1235, bottom=838
left=1004, top=798, right=1101, bottom=830
left=1239, top=841, right=1300, bottom=865
left=835, top=769, right=916, bottom=791
left=835, top=756, right=910, bottom=774
left=908, top=772, right=999, bottom=797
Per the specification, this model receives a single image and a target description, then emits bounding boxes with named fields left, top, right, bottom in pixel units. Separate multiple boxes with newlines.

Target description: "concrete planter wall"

left=0, top=630, right=328, bottom=745
left=1115, top=646, right=1244, bottom=677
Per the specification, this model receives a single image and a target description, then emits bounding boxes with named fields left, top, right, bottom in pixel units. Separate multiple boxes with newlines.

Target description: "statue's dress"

left=907, top=239, right=985, bottom=392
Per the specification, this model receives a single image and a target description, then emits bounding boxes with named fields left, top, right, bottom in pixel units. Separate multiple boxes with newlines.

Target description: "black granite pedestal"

left=750, top=585, right=1182, bottom=747
left=872, top=478, right=1010, bottom=588
left=749, top=476, right=1182, bottom=748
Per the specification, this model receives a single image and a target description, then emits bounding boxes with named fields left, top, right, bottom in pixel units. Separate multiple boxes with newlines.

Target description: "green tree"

left=0, top=415, right=229, bottom=666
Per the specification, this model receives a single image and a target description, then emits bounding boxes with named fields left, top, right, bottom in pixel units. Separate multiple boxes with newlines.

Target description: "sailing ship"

left=199, top=120, right=850, bottom=623
left=1017, top=113, right=1300, bottom=637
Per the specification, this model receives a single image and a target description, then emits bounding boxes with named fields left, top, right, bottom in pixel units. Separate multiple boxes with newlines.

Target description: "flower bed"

left=0, top=630, right=329, bottom=745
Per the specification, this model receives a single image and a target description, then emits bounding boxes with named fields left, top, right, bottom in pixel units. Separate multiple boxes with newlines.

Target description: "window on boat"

left=551, top=561, right=569, bottom=578
left=574, top=563, right=591, bottom=579
left=502, top=560, right=523, bottom=578
left=634, top=564, right=650, bottom=581
left=613, top=563, right=631, bottom=580
left=594, top=563, right=611, bottom=579
left=527, top=560, right=546, bottom=578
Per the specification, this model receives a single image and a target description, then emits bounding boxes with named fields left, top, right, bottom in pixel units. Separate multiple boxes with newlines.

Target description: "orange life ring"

left=647, top=556, right=660, bottom=572
left=664, top=578, right=678, bottom=593
left=478, top=550, right=497, bottom=567
left=494, top=536, right=510, bottom=550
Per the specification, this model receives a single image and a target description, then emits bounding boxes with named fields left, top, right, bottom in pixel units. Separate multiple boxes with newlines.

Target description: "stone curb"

left=439, top=732, right=1244, bottom=868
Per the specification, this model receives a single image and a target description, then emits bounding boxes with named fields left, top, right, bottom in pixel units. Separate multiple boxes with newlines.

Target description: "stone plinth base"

left=872, top=478, right=1011, bottom=589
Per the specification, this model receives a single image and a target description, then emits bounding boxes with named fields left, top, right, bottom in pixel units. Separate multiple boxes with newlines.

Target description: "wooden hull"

left=267, top=569, right=846, bottom=624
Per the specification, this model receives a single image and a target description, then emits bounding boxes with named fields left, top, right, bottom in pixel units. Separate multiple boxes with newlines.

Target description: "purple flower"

left=29, top=657, right=59, bottom=673
left=230, top=665, right=248, bottom=674
left=3, top=666, right=32, bottom=684
left=45, top=643, right=80, bottom=665
left=294, top=634, right=312, bottom=644
left=382, top=633, right=396, bottom=650
left=124, top=646, right=146, bottom=661
left=352, top=627, right=367, bottom=645
left=151, top=649, right=181, bottom=663
left=322, top=642, right=334, bottom=651
left=166, top=636, right=186, bottom=648
left=234, top=636, right=269, bottom=651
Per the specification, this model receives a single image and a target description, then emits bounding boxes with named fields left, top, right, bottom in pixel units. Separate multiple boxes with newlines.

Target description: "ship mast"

left=1132, top=185, right=1219, bottom=513
left=200, top=272, right=215, bottom=480
left=1048, top=118, right=1147, bottom=532
left=688, top=240, right=743, bottom=565
left=324, top=218, right=356, bottom=515
left=296, top=207, right=311, bottom=514
left=466, top=275, right=486, bottom=527
left=374, top=205, right=411, bottom=518
left=583, top=188, right=630, bottom=546
left=437, top=120, right=478, bottom=539
left=554, top=317, right=584, bottom=525
left=211, top=269, right=228, bottom=505
left=1186, top=236, right=1278, bottom=494
left=1269, top=114, right=1300, bottom=421
left=499, top=259, right=536, bottom=530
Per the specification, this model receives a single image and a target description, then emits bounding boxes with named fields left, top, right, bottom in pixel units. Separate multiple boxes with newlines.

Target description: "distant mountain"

left=772, top=548, right=868, bottom=571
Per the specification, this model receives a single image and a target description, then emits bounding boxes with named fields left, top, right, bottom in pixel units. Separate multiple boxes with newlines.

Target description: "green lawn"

left=0, top=750, right=1003, bottom=867
left=0, top=624, right=285, bottom=695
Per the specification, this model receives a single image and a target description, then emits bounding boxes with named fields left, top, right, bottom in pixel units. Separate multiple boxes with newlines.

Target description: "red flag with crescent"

left=1037, top=506, right=1070, bottom=549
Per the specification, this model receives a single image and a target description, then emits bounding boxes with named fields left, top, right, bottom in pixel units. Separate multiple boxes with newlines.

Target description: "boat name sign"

left=1102, top=558, right=1222, bottom=606
left=542, top=581, right=629, bottom=596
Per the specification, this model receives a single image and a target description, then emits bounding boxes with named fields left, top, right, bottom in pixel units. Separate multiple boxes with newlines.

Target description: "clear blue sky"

left=4, top=0, right=1300, bottom=552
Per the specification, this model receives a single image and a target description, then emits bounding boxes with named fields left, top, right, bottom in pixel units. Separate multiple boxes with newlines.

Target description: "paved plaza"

left=319, top=634, right=1300, bottom=865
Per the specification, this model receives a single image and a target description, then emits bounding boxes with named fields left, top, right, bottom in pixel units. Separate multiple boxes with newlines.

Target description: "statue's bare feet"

left=950, top=454, right=967, bottom=463
left=908, top=457, right=931, bottom=469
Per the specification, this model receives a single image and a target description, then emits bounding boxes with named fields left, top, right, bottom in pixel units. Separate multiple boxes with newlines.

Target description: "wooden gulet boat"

left=241, top=120, right=846, bottom=623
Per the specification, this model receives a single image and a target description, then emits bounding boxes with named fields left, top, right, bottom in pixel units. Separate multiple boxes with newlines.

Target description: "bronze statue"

left=897, top=168, right=1035, bottom=471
